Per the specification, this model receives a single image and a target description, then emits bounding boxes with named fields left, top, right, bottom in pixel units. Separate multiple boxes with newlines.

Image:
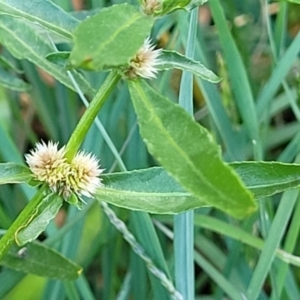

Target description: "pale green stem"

left=66, top=70, right=126, bottom=171
left=65, top=70, right=121, bottom=160
left=0, top=184, right=47, bottom=261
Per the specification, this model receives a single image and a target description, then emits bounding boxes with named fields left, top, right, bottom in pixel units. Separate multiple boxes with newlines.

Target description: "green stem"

left=65, top=70, right=121, bottom=160
left=0, top=185, right=47, bottom=261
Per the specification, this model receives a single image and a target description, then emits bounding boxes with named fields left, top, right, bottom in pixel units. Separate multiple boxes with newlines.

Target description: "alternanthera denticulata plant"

left=2, top=0, right=300, bottom=299
left=25, top=141, right=103, bottom=207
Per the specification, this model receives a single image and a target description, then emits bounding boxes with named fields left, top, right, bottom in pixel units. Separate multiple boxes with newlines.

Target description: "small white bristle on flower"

left=128, top=37, right=161, bottom=79
left=69, top=151, right=104, bottom=198
left=25, top=141, right=104, bottom=202
left=25, top=141, right=68, bottom=190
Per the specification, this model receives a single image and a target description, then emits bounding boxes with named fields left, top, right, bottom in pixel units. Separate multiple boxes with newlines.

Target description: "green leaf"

left=97, top=161, right=300, bottom=214
left=0, top=69, right=31, bottom=91
left=0, top=0, right=78, bottom=39
left=194, top=214, right=300, bottom=268
left=0, top=163, right=31, bottom=185
left=16, top=193, right=63, bottom=246
left=161, top=0, right=190, bottom=14
left=209, top=0, right=260, bottom=151
left=1, top=242, right=82, bottom=280
left=231, top=161, right=300, bottom=198
left=128, top=80, right=257, bottom=218
left=0, top=15, right=94, bottom=96
left=0, top=54, right=23, bottom=73
left=158, top=50, right=221, bottom=83
left=96, top=167, right=206, bottom=214
left=69, top=3, right=154, bottom=71
left=46, top=51, right=71, bottom=68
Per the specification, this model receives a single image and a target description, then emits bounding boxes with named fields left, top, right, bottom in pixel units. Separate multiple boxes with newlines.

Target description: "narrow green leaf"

left=157, top=50, right=221, bottom=83
left=0, top=15, right=94, bottom=96
left=246, top=190, right=298, bottom=300
left=16, top=193, right=63, bottom=246
left=98, top=161, right=300, bottom=214
left=129, top=211, right=173, bottom=300
left=194, top=251, right=245, bottom=300
left=128, top=80, right=257, bottom=218
left=209, top=0, right=261, bottom=154
left=174, top=10, right=197, bottom=300
left=194, top=214, right=300, bottom=268
left=0, top=163, right=31, bottom=185
left=256, top=30, right=300, bottom=119
left=272, top=198, right=300, bottom=299
left=0, top=186, right=46, bottom=262
left=161, top=0, right=190, bottom=14
left=1, top=242, right=82, bottom=280
left=46, top=51, right=71, bottom=68
left=231, top=161, right=300, bottom=198
left=96, top=167, right=206, bottom=214
left=282, top=0, right=300, bottom=3
left=0, top=0, right=78, bottom=39
left=0, top=125, right=34, bottom=201
left=0, top=54, right=23, bottom=73
left=0, top=69, right=31, bottom=91
left=69, top=3, right=154, bottom=70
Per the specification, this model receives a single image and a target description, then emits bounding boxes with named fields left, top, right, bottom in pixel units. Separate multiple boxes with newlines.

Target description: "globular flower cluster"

left=126, top=37, right=162, bottom=80
left=25, top=141, right=103, bottom=202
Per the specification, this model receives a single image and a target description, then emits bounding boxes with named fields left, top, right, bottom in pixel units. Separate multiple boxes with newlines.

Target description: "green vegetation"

left=0, top=0, right=300, bottom=299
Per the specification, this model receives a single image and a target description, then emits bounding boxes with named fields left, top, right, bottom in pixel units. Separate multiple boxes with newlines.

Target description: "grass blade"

left=246, top=189, right=298, bottom=300
left=209, top=0, right=261, bottom=158
left=174, top=9, right=197, bottom=300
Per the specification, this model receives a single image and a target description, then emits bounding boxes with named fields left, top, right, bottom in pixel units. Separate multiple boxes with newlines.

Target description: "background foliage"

left=1, top=0, right=300, bottom=299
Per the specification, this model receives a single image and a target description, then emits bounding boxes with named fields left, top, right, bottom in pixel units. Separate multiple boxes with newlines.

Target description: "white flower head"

left=126, top=37, right=161, bottom=80
left=67, top=151, right=104, bottom=198
left=25, top=141, right=104, bottom=202
left=25, top=141, right=68, bottom=190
